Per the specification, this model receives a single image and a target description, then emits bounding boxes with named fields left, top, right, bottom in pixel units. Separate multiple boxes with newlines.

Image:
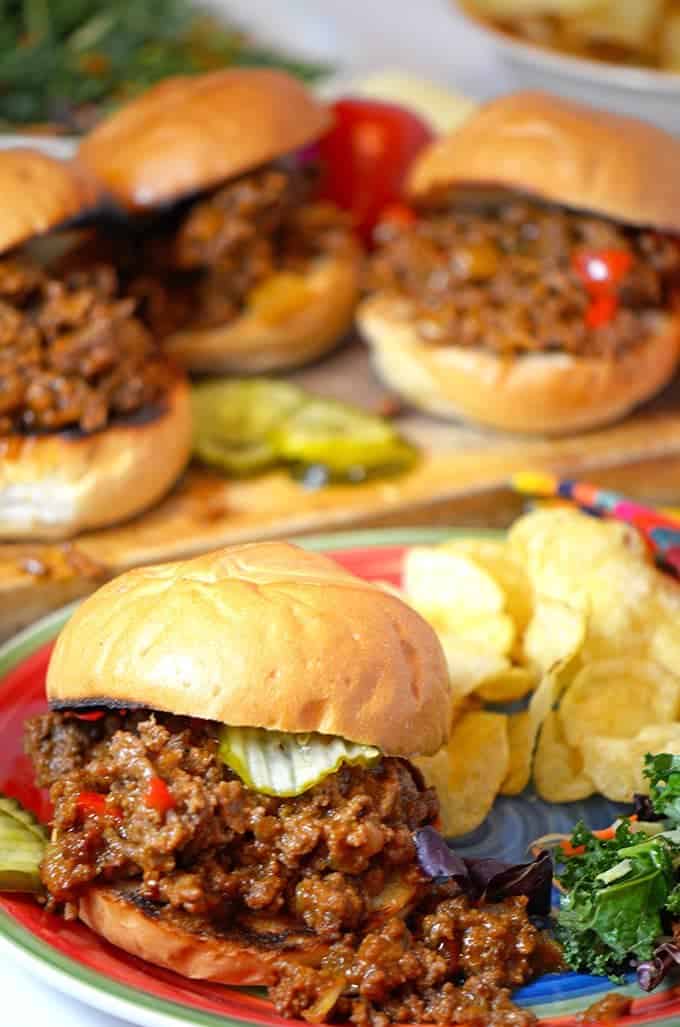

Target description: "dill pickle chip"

left=191, top=379, right=305, bottom=476
left=271, top=398, right=417, bottom=479
left=0, top=794, right=48, bottom=893
left=219, top=726, right=381, bottom=796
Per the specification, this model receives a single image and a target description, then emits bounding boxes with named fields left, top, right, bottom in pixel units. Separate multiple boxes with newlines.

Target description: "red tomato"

left=317, top=98, right=434, bottom=243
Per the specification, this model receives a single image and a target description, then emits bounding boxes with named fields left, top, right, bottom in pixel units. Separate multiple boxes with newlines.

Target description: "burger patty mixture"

left=369, top=197, right=680, bottom=359
left=26, top=709, right=561, bottom=1026
left=0, top=259, right=172, bottom=436
left=102, top=163, right=354, bottom=339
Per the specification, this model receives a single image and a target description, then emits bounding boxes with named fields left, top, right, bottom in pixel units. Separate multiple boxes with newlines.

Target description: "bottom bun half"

left=79, top=885, right=328, bottom=987
left=163, top=251, right=362, bottom=374
left=358, top=297, right=680, bottom=436
left=0, top=374, right=192, bottom=541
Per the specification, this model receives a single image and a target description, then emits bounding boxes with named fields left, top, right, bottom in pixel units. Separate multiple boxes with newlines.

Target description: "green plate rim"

left=0, top=526, right=498, bottom=1027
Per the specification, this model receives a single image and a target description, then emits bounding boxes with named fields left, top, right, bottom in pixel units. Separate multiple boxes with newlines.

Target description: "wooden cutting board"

left=5, top=338, right=680, bottom=641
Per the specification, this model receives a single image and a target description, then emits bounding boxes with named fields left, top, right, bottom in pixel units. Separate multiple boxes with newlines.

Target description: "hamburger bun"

left=0, top=148, right=97, bottom=255
left=163, top=249, right=362, bottom=374
left=47, top=541, right=451, bottom=757
left=408, top=91, right=680, bottom=232
left=362, top=92, right=680, bottom=434
left=0, top=373, right=192, bottom=540
left=79, top=883, right=329, bottom=987
left=359, top=297, right=680, bottom=435
left=78, top=69, right=331, bottom=211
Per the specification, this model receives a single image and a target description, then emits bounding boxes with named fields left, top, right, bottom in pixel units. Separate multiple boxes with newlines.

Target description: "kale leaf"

left=556, top=821, right=677, bottom=978
left=645, top=753, right=680, bottom=825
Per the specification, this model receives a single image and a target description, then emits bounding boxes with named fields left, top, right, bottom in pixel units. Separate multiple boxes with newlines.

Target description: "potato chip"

left=569, top=0, right=664, bottom=50
left=468, top=0, right=603, bottom=15
left=534, top=711, right=594, bottom=802
left=440, top=539, right=533, bottom=635
left=559, top=659, right=680, bottom=748
left=403, top=547, right=505, bottom=621
left=444, top=613, right=516, bottom=657
left=661, top=11, right=680, bottom=70
left=477, top=666, right=536, bottom=704
left=523, top=596, right=586, bottom=674
left=581, top=725, right=680, bottom=803
left=437, top=631, right=510, bottom=697
left=509, top=510, right=648, bottom=620
left=416, top=711, right=509, bottom=838
left=649, top=617, right=680, bottom=679
left=509, top=508, right=647, bottom=571
left=501, top=712, right=533, bottom=795
left=495, top=659, right=569, bottom=796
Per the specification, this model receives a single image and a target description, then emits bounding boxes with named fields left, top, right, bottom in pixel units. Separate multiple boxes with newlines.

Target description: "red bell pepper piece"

left=585, top=294, right=618, bottom=329
left=572, top=249, right=633, bottom=294
left=146, top=776, right=175, bottom=815
left=572, top=248, right=633, bottom=328
left=378, top=202, right=417, bottom=230
left=76, top=791, right=121, bottom=820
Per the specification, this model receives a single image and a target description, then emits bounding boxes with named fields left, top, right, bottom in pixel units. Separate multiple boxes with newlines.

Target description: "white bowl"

left=457, top=6, right=680, bottom=135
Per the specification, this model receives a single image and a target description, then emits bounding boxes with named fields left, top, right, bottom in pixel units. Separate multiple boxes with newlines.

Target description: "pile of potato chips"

left=403, top=508, right=680, bottom=836
left=462, top=0, right=680, bottom=73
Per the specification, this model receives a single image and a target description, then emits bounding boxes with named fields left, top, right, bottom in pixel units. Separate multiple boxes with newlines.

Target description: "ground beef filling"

left=0, top=259, right=172, bottom=436
left=25, top=710, right=559, bottom=1025
left=121, top=163, right=354, bottom=339
left=369, top=197, right=680, bottom=359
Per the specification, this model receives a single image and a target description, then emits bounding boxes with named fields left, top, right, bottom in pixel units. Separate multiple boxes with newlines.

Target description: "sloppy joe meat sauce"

left=0, top=259, right=171, bottom=436
left=87, top=163, right=354, bottom=340
left=26, top=709, right=562, bottom=1026
left=369, top=195, right=680, bottom=359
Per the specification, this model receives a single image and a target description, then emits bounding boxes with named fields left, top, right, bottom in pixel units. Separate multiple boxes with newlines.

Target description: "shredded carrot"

left=559, top=816, right=637, bottom=857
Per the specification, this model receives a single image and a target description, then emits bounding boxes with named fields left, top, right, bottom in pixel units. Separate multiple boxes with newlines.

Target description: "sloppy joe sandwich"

left=0, top=148, right=192, bottom=541
left=360, top=91, right=680, bottom=435
left=25, top=542, right=558, bottom=1024
left=78, top=70, right=362, bottom=374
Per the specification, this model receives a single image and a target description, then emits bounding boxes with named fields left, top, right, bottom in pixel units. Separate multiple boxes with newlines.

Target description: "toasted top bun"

left=79, top=69, right=331, bottom=211
left=47, top=542, right=451, bottom=757
left=0, top=149, right=97, bottom=255
left=408, top=91, right=680, bottom=232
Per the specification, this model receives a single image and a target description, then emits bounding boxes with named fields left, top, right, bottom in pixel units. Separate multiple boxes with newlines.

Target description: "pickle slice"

left=0, top=794, right=48, bottom=892
left=192, top=379, right=305, bottom=476
left=270, top=398, right=417, bottom=480
left=219, top=726, right=381, bottom=797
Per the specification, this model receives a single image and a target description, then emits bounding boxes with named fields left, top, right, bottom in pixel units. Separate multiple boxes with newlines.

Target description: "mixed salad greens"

left=556, top=753, right=680, bottom=990
left=0, top=0, right=327, bottom=129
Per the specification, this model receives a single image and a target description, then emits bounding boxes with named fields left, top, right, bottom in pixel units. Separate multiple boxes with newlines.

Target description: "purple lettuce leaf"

left=413, top=827, right=553, bottom=916
left=637, top=940, right=680, bottom=991
left=633, top=793, right=664, bottom=823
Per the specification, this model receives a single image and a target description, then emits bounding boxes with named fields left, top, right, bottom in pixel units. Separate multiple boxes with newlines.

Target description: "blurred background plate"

left=454, top=2, right=680, bottom=133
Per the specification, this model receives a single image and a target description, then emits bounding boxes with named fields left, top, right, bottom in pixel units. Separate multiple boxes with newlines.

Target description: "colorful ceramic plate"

left=1, top=528, right=679, bottom=1027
